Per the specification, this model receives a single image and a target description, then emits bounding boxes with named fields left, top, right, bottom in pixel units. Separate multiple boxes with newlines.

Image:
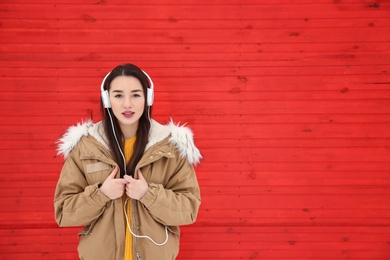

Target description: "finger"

left=107, top=167, right=118, bottom=179
left=115, top=179, right=128, bottom=185
left=123, top=175, right=133, bottom=182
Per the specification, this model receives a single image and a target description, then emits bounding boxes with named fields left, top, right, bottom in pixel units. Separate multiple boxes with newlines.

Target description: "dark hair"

left=100, top=64, right=152, bottom=177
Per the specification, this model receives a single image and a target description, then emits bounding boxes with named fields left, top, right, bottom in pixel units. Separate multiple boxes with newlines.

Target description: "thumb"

left=107, top=166, right=119, bottom=179
left=137, top=169, right=145, bottom=180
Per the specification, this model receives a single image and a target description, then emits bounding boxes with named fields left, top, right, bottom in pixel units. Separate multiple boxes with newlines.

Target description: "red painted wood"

left=1, top=0, right=390, bottom=259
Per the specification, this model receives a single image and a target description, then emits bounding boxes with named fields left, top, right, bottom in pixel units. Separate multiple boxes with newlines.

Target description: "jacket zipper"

left=131, top=199, right=140, bottom=260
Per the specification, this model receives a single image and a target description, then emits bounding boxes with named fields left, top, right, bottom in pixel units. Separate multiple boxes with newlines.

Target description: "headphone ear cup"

left=147, top=88, right=154, bottom=106
left=101, top=90, right=111, bottom=108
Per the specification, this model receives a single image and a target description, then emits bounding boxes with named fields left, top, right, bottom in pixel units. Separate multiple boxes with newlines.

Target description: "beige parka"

left=54, top=119, right=202, bottom=260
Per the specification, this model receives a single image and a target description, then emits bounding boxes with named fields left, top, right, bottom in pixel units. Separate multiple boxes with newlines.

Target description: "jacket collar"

left=57, top=119, right=202, bottom=165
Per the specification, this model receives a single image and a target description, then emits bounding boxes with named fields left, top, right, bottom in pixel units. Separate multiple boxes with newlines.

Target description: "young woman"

left=54, top=64, right=202, bottom=260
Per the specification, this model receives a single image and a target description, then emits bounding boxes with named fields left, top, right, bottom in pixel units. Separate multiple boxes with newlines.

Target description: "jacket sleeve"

left=54, top=148, right=111, bottom=227
left=140, top=153, right=201, bottom=226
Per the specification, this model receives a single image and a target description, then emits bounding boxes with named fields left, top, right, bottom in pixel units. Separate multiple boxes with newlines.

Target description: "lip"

left=122, top=111, right=134, bottom=118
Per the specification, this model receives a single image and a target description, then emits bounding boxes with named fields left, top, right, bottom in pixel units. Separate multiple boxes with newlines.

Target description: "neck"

left=120, top=121, right=139, bottom=140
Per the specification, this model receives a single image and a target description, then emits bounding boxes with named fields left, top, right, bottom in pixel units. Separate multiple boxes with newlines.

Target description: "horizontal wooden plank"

left=2, top=171, right=390, bottom=188
left=3, top=184, right=390, bottom=198
left=1, top=65, right=389, bottom=78
left=3, top=225, right=390, bottom=235
left=0, top=243, right=388, bottom=260
left=0, top=235, right=79, bottom=245
left=3, top=121, right=390, bottom=136
left=0, top=0, right=385, bottom=5
left=2, top=90, right=390, bottom=102
left=1, top=28, right=389, bottom=44
left=3, top=217, right=390, bottom=229
left=2, top=42, right=390, bottom=54
left=177, top=249, right=390, bottom=259
left=1, top=113, right=390, bottom=126
left=1, top=17, right=390, bottom=30
left=3, top=136, right=390, bottom=151
left=0, top=161, right=390, bottom=180
left=0, top=76, right=389, bottom=94
left=2, top=225, right=390, bottom=244
left=1, top=169, right=390, bottom=186
left=0, top=247, right=387, bottom=260
left=1, top=100, right=390, bottom=116
left=0, top=225, right=389, bottom=259
left=197, top=174, right=390, bottom=186
left=1, top=52, right=389, bottom=69
left=0, top=253, right=77, bottom=260
left=0, top=3, right=389, bottom=20
left=2, top=226, right=390, bottom=242
left=2, top=208, right=390, bottom=227
left=5, top=135, right=390, bottom=148
left=197, top=208, right=390, bottom=221
left=2, top=122, right=390, bottom=140
left=0, top=52, right=380, bottom=67
left=2, top=194, right=390, bottom=211
left=1, top=76, right=389, bottom=92
left=1, top=146, right=390, bottom=164
left=2, top=240, right=389, bottom=254
left=200, top=195, right=390, bottom=210
left=179, top=242, right=390, bottom=254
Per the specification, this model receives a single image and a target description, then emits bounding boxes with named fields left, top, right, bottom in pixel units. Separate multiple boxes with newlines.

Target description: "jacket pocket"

left=84, top=161, right=113, bottom=184
left=86, top=161, right=110, bottom=173
left=77, top=205, right=106, bottom=236
left=78, top=221, right=97, bottom=237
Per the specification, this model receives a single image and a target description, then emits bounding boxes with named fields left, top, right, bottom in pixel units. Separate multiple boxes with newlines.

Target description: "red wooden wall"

left=1, top=0, right=390, bottom=259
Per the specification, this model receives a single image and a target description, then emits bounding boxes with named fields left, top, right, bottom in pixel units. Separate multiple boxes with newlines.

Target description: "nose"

left=123, top=95, right=132, bottom=108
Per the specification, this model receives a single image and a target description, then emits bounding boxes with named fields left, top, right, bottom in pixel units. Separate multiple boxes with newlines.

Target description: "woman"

left=54, top=64, right=202, bottom=260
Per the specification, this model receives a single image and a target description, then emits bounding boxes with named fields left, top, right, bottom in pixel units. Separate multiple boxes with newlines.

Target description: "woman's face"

left=109, top=76, right=145, bottom=137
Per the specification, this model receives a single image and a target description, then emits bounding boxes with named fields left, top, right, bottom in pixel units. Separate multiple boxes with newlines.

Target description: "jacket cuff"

left=140, top=183, right=159, bottom=208
left=85, top=183, right=111, bottom=206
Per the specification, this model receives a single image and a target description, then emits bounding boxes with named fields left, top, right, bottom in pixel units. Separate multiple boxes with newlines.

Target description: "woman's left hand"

left=123, top=169, right=149, bottom=200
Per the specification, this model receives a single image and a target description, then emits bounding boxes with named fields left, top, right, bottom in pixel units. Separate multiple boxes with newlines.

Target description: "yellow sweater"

left=123, top=136, right=136, bottom=260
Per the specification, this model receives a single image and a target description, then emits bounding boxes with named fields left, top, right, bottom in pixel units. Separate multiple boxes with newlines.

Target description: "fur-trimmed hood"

left=56, top=119, right=202, bottom=165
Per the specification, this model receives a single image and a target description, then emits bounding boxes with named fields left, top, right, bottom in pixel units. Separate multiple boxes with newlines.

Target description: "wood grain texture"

left=0, top=0, right=389, bottom=259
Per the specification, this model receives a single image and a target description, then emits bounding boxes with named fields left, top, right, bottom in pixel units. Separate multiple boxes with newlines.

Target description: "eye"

left=114, top=94, right=123, bottom=98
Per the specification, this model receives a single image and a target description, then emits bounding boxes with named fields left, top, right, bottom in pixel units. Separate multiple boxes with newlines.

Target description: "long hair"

left=100, top=64, right=152, bottom=177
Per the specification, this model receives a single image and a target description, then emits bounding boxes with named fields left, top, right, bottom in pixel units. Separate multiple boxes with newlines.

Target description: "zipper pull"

left=136, top=252, right=142, bottom=260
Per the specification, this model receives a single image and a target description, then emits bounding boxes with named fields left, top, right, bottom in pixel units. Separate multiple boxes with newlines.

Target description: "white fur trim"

left=88, top=121, right=110, bottom=150
left=146, top=120, right=171, bottom=150
left=56, top=120, right=93, bottom=158
left=166, top=120, right=202, bottom=165
left=147, top=119, right=202, bottom=165
left=57, top=119, right=202, bottom=165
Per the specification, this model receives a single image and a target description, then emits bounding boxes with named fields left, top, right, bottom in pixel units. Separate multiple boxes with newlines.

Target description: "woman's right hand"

left=99, top=167, right=128, bottom=199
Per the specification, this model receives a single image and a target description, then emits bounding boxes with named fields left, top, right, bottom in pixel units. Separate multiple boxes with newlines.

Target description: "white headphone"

left=100, top=69, right=154, bottom=108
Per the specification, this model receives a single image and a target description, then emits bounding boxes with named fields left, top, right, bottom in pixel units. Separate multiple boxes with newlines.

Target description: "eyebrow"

left=112, top=89, right=143, bottom=93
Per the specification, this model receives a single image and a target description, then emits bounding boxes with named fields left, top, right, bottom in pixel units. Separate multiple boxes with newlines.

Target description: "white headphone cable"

left=106, top=108, right=127, bottom=175
left=106, top=108, right=168, bottom=246
left=124, top=197, right=169, bottom=246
